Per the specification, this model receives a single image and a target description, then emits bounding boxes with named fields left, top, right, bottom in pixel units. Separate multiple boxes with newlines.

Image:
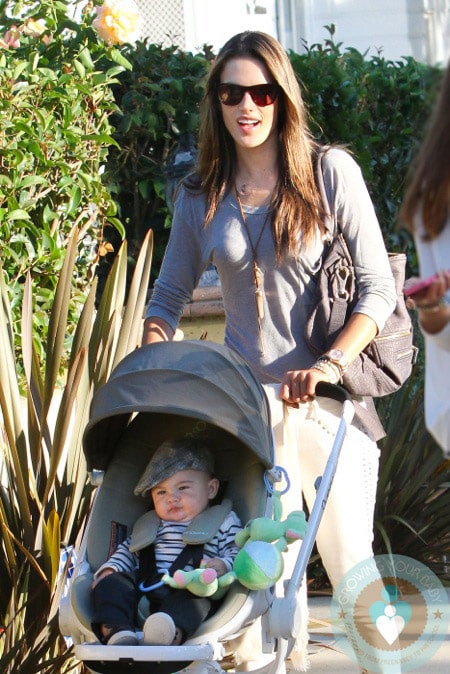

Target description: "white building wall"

left=288, top=0, right=450, bottom=65
left=183, top=0, right=278, bottom=53
left=134, top=0, right=449, bottom=65
left=134, top=0, right=278, bottom=52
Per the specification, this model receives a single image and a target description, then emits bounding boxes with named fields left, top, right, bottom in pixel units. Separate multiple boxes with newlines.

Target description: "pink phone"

left=404, top=274, right=440, bottom=297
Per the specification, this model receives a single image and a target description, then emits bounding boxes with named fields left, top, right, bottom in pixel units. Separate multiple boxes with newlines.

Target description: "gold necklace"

left=235, top=188, right=272, bottom=355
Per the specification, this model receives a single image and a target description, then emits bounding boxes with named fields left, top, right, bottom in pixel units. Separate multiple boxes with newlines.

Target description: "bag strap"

left=315, top=146, right=337, bottom=241
left=315, top=148, right=355, bottom=336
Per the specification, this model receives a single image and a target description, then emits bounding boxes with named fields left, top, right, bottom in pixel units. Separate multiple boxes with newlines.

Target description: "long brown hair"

left=186, top=31, right=324, bottom=259
left=400, top=63, right=450, bottom=240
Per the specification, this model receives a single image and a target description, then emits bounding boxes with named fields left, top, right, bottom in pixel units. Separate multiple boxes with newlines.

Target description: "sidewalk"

left=306, top=592, right=450, bottom=673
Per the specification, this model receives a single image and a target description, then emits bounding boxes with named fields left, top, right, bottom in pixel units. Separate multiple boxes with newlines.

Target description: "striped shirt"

left=95, top=511, right=242, bottom=579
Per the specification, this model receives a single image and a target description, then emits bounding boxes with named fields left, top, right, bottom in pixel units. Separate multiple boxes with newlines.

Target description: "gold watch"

left=323, top=349, right=349, bottom=375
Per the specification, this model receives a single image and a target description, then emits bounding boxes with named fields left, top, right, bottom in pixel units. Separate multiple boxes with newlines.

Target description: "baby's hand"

left=91, top=568, right=115, bottom=589
left=203, top=558, right=227, bottom=577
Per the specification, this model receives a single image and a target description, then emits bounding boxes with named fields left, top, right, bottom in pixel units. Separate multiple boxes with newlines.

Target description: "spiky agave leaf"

left=0, top=228, right=153, bottom=672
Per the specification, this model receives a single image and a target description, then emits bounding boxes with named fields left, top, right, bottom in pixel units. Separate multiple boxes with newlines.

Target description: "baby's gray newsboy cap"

left=134, top=438, right=215, bottom=497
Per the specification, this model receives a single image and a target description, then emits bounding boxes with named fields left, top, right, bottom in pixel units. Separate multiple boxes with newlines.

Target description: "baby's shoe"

left=142, top=612, right=176, bottom=645
left=106, top=625, right=139, bottom=646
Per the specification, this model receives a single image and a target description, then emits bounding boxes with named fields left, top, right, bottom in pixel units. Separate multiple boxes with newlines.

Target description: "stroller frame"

left=59, top=341, right=354, bottom=674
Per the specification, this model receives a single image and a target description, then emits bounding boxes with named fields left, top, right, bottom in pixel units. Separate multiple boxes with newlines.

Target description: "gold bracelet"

left=317, top=355, right=345, bottom=380
left=415, top=298, right=448, bottom=313
left=312, top=359, right=341, bottom=384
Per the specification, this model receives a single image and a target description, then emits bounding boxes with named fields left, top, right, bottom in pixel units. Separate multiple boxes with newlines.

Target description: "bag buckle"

left=334, top=263, right=352, bottom=300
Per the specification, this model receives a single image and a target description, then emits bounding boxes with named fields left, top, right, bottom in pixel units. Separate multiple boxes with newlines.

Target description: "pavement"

left=306, top=592, right=450, bottom=673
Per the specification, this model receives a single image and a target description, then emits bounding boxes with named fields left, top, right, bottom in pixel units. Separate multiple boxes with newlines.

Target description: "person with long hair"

left=400, top=62, right=450, bottom=457
left=143, top=31, right=397, bottom=673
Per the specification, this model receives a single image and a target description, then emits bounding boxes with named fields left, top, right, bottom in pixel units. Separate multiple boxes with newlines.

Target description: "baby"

left=91, top=437, right=242, bottom=646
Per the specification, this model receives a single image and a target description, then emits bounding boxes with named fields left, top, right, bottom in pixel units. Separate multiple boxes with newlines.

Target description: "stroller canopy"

left=83, top=340, right=274, bottom=472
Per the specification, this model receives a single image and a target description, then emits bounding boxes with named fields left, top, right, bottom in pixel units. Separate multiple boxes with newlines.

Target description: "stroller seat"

left=59, top=340, right=354, bottom=674
left=64, top=410, right=270, bottom=646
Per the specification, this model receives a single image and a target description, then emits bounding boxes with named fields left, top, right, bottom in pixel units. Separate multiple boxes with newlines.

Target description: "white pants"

left=264, top=384, right=379, bottom=586
left=264, top=385, right=401, bottom=674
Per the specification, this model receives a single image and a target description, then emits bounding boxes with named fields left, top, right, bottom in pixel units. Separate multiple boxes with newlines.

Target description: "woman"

left=143, top=31, right=397, bottom=673
left=400, top=62, right=450, bottom=458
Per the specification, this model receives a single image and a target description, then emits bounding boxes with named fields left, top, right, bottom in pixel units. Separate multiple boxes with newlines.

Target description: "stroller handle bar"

left=286, top=381, right=355, bottom=597
left=315, top=381, right=352, bottom=405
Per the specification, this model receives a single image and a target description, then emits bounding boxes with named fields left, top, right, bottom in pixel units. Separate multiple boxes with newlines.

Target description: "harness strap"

left=138, top=542, right=204, bottom=593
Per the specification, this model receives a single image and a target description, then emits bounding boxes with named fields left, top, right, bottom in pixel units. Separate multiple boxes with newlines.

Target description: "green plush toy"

left=231, top=508, right=307, bottom=590
left=162, top=567, right=235, bottom=600
left=162, top=499, right=307, bottom=596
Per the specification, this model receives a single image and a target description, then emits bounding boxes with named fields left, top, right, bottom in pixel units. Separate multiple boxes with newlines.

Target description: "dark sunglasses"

left=217, top=83, right=280, bottom=107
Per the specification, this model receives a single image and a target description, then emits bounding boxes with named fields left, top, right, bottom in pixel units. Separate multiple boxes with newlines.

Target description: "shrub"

left=100, top=40, right=213, bottom=288
left=0, top=0, right=130, bottom=365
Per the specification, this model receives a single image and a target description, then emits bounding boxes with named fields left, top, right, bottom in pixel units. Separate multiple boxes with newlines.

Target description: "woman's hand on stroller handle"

left=315, top=381, right=352, bottom=404
left=280, top=361, right=352, bottom=406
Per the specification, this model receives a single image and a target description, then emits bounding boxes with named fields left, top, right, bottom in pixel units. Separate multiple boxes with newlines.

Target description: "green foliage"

left=0, top=0, right=130, bottom=362
left=101, top=40, right=214, bottom=282
left=0, top=227, right=153, bottom=673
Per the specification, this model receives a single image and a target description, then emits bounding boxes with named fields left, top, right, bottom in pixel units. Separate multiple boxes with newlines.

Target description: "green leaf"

left=31, top=51, right=40, bottom=72
left=43, top=228, right=79, bottom=416
left=13, top=61, right=29, bottom=80
left=106, top=65, right=128, bottom=78
left=41, top=511, right=61, bottom=587
left=107, top=216, right=126, bottom=239
left=18, top=175, right=47, bottom=189
left=138, top=179, right=152, bottom=200
left=0, top=269, right=34, bottom=546
left=73, top=58, right=86, bottom=78
left=89, top=241, right=127, bottom=382
left=43, top=348, right=87, bottom=508
left=109, top=47, right=133, bottom=71
left=81, top=133, right=121, bottom=148
left=43, top=203, right=58, bottom=224
left=66, top=185, right=82, bottom=215
left=113, top=228, right=153, bottom=367
left=78, top=46, right=95, bottom=71
left=7, top=209, right=32, bottom=221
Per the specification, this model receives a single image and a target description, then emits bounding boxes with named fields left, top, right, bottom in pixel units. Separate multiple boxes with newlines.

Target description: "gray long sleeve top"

left=147, top=147, right=396, bottom=384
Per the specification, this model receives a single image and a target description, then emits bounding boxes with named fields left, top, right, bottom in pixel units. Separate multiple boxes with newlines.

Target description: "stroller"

left=59, top=340, right=354, bottom=674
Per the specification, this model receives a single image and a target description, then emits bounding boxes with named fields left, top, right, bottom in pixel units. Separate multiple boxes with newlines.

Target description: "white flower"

left=93, top=0, right=141, bottom=46
left=23, top=18, right=47, bottom=38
